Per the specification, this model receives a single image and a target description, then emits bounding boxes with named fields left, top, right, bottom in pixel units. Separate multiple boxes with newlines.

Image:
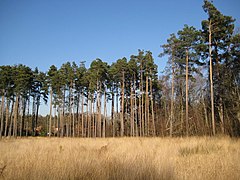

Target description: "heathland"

left=0, top=137, right=239, bottom=180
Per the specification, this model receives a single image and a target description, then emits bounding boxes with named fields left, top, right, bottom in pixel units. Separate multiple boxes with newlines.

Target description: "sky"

left=0, top=0, right=239, bottom=115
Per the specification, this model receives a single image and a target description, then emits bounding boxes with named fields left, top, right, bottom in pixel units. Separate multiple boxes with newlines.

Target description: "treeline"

left=0, top=0, right=240, bottom=138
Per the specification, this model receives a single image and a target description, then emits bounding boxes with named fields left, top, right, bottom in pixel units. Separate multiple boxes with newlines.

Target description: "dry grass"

left=0, top=137, right=239, bottom=180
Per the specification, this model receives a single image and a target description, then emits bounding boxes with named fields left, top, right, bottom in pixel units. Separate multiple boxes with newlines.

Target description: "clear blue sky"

left=0, top=0, right=239, bottom=73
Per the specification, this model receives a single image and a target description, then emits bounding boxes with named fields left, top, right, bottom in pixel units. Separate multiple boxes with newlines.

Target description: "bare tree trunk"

left=141, top=83, right=145, bottom=137
left=93, top=96, right=96, bottom=138
left=150, top=72, right=156, bottom=136
left=13, top=95, right=19, bottom=137
left=87, top=93, right=90, bottom=138
left=120, top=71, right=125, bottom=137
left=139, top=92, right=142, bottom=137
left=26, top=97, right=30, bottom=137
left=49, top=88, right=53, bottom=137
left=185, top=48, right=189, bottom=136
left=53, top=105, right=56, bottom=136
left=0, top=92, right=5, bottom=139
left=4, top=99, right=10, bottom=137
left=90, top=94, right=93, bottom=138
left=97, top=79, right=101, bottom=137
left=170, top=54, right=175, bottom=137
left=60, top=105, right=64, bottom=137
left=72, top=90, right=75, bottom=137
left=8, top=100, right=14, bottom=137
left=35, top=98, right=40, bottom=135
left=81, top=93, right=84, bottom=137
left=134, top=73, right=138, bottom=137
left=111, top=89, right=115, bottom=137
left=76, top=93, right=80, bottom=137
left=19, top=98, right=23, bottom=137
left=145, top=75, right=149, bottom=136
left=130, top=82, right=134, bottom=137
left=209, top=20, right=215, bottom=136
left=103, top=86, right=106, bottom=138
left=31, top=96, right=36, bottom=136
left=180, top=81, right=184, bottom=136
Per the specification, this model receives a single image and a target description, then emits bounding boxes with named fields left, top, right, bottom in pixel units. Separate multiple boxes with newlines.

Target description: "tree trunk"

left=35, top=98, right=40, bottom=135
left=49, top=88, right=53, bottom=137
left=4, top=99, right=10, bottom=137
left=111, top=88, right=115, bottom=137
left=97, top=79, right=101, bottom=137
left=81, top=92, right=84, bottom=137
left=134, top=73, right=138, bottom=136
left=103, top=86, right=106, bottom=138
left=0, top=91, right=5, bottom=139
left=13, top=95, right=19, bottom=137
left=19, top=98, right=23, bottom=137
left=8, top=99, right=14, bottom=137
left=150, top=71, right=156, bottom=136
left=145, top=75, right=149, bottom=136
left=170, top=53, right=175, bottom=137
left=120, top=71, right=125, bottom=137
left=185, top=48, right=189, bottom=136
left=209, top=20, right=215, bottom=136
left=139, top=91, right=142, bottom=137
left=72, top=86, right=75, bottom=137
left=130, top=81, right=134, bottom=137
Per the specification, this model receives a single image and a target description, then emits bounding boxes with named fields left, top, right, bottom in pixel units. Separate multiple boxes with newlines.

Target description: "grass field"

left=0, top=137, right=239, bottom=180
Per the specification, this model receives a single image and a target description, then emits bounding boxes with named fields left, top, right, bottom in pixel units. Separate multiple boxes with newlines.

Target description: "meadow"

left=0, top=137, right=239, bottom=180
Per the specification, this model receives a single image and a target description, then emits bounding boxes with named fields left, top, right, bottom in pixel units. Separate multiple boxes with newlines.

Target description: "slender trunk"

left=121, top=71, right=125, bottom=137
left=145, top=75, right=149, bottom=136
left=56, top=105, right=59, bottom=137
left=170, top=52, right=175, bottom=137
left=134, top=74, right=138, bottom=136
left=26, top=97, right=30, bottom=137
left=185, top=48, right=189, bottom=136
left=103, top=86, right=106, bottom=138
left=130, top=82, right=134, bottom=136
left=49, top=88, right=53, bottom=137
left=19, top=98, right=22, bottom=137
left=92, top=97, right=94, bottom=137
left=90, top=94, right=93, bottom=138
left=4, top=99, right=10, bottom=137
left=141, top=86, right=145, bottom=136
left=86, top=93, right=89, bottom=137
left=60, top=105, right=64, bottom=137
left=139, top=91, right=142, bottom=137
left=97, top=79, right=101, bottom=137
left=111, top=88, right=115, bottom=137
left=87, top=93, right=90, bottom=138
left=209, top=20, right=215, bottom=136
left=76, top=93, right=80, bottom=137
left=63, top=89, right=66, bottom=137
left=22, top=99, right=26, bottom=137
left=81, top=93, right=84, bottom=137
left=0, top=92, right=5, bottom=139
left=150, top=72, right=156, bottom=136
left=72, top=87, right=75, bottom=137
left=180, top=81, right=184, bottom=136
left=35, top=98, right=40, bottom=134
left=53, top=105, right=56, bottom=136
left=8, top=99, right=14, bottom=137
left=13, top=95, right=19, bottom=137
left=32, top=96, right=36, bottom=136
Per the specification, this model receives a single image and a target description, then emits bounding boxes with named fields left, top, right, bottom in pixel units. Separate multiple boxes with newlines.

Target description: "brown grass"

left=0, top=137, right=239, bottom=180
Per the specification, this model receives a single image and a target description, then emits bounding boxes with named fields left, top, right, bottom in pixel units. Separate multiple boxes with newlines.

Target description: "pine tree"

left=202, top=0, right=235, bottom=135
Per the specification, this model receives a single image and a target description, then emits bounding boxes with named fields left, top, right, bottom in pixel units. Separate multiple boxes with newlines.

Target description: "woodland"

left=0, top=0, right=240, bottom=138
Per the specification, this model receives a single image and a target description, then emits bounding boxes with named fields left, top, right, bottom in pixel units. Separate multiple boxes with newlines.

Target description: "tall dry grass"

left=0, top=137, right=239, bottom=180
